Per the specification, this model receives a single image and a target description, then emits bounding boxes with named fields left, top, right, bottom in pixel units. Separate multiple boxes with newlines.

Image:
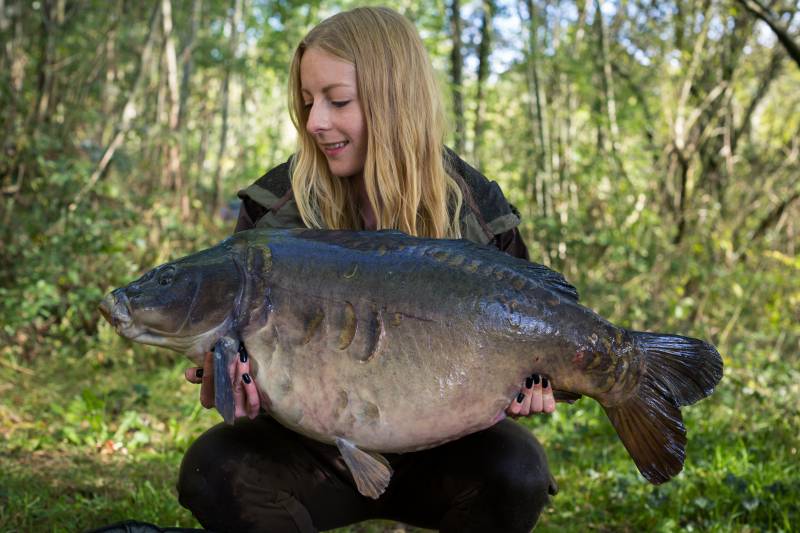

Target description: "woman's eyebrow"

left=301, top=83, right=353, bottom=95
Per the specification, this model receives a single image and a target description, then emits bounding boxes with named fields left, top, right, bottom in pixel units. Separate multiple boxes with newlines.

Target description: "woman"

left=179, top=7, right=558, bottom=532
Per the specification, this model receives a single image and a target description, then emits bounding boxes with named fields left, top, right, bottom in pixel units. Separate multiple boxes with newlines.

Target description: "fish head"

left=99, top=243, right=247, bottom=360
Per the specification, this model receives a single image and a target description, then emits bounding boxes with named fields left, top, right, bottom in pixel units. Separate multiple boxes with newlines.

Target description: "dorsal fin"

left=514, top=261, right=579, bottom=301
left=423, top=238, right=580, bottom=302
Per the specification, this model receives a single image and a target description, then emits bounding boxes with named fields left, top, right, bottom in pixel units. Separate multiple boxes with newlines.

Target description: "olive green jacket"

left=235, top=149, right=528, bottom=258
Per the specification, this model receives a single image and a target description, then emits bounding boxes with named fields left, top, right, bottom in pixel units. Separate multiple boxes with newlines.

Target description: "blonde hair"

left=288, top=6, right=463, bottom=238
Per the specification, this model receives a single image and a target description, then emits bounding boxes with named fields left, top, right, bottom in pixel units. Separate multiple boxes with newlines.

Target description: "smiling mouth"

left=322, top=141, right=349, bottom=151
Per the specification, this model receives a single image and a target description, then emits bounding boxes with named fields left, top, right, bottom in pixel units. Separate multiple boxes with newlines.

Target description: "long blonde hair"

left=288, top=6, right=463, bottom=238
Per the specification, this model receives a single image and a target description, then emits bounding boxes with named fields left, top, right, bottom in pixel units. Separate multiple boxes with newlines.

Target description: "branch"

left=736, top=0, right=800, bottom=69
left=733, top=48, right=783, bottom=153
left=751, top=189, right=800, bottom=242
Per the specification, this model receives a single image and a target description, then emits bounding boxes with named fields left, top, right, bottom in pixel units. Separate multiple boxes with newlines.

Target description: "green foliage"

left=2, top=0, right=799, bottom=530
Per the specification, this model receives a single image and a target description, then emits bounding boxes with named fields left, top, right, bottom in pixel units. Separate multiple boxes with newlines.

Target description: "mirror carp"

left=99, top=228, right=723, bottom=499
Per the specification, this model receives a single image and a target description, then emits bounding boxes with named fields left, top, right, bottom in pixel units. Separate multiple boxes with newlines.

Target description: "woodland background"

left=1, top=0, right=799, bottom=530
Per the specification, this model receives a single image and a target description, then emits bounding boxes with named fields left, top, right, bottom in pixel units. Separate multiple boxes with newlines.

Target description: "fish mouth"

left=98, top=292, right=136, bottom=336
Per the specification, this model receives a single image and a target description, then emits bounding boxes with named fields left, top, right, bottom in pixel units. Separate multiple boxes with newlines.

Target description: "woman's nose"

left=306, top=103, right=330, bottom=134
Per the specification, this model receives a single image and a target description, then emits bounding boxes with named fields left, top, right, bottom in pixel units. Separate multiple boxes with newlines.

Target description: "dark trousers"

left=177, top=415, right=557, bottom=533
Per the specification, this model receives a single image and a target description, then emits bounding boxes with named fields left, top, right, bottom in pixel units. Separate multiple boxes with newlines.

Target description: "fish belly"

left=245, top=296, right=530, bottom=452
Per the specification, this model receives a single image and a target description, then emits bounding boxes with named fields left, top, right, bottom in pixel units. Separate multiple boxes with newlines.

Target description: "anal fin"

left=335, top=437, right=393, bottom=499
left=553, top=389, right=582, bottom=404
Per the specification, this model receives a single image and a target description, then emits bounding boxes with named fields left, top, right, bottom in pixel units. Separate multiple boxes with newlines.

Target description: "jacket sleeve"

left=492, top=226, right=531, bottom=261
left=446, top=148, right=526, bottom=254
left=233, top=155, right=305, bottom=231
left=233, top=198, right=264, bottom=233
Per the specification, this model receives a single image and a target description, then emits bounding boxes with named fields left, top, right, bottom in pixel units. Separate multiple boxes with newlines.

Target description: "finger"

left=542, top=376, right=556, bottom=414
left=233, top=349, right=249, bottom=419
left=233, top=345, right=261, bottom=419
left=185, top=366, right=203, bottom=384
left=530, top=374, right=544, bottom=413
left=507, top=391, right=525, bottom=416
left=200, top=351, right=215, bottom=409
left=242, top=372, right=260, bottom=419
left=520, top=375, right=534, bottom=415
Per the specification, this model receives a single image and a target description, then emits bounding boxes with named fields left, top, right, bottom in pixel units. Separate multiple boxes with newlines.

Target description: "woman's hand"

left=184, top=350, right=261, bottom=419
left=506, top=374, right=556, bottom=417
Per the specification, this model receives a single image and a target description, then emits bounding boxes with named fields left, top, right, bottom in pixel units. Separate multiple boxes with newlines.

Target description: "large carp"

left=99, top=228, right=722, bottom=498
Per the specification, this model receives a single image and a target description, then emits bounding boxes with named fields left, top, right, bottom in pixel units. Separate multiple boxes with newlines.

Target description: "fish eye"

left=158, top=267, right=176, bottom=286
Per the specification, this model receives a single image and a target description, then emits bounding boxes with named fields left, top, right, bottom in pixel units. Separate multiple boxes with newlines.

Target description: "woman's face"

left=300, top=47, right=368, bottom=179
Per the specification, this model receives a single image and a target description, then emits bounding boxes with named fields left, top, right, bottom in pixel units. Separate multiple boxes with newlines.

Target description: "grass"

left=1, top=312, right=798, bottom=532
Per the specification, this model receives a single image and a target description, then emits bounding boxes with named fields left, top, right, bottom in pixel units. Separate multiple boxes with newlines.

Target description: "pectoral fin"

left=334, top=437, right=393, bottom=499
left=213, top=336, right=239, bottom=425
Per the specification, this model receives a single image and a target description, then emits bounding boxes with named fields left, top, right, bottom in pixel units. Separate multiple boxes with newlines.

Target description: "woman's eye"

left=303, top=102, right=312, bottom=110
left=332, top=100, right=350, bottom=108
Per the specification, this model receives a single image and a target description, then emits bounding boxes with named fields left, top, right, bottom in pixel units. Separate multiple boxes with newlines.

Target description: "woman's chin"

left=329, top=163, right=363, bottom=179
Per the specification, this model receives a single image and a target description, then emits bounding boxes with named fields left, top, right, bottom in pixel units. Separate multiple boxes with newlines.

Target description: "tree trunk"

left=34, top=0, right=59, bottom=125
left=523, top=0, right=548, bottom=217
left=472, top=0, right=493, bottom=168
left=448, top=0, right=465, bottom=155
left=195, top=76, right=211, bottom=187
left=178, top=0, right=202, bottom=130
left=666, top=0, right=712, bottom=241
left=212, top=0, right=241, bottom=211
left=161, top=0, right=187, bottom=216
left=593, top=0, right=627, bottom=181
left=178, top=0, right=202, bottom=215
left=101, top=6, right=120, bottom=141
left=3, top=0, right=25, bottom=141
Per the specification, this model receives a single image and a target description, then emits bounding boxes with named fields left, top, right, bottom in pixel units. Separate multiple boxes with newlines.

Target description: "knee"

left=480, top=434, right=557, bottom=528
left=441, top=460, right=555, bottom=533
left=487, top=454, right=554, bottom=508
left=176, top=418, right=317, bottom=533
left=177, top=423, right=242, bottom=515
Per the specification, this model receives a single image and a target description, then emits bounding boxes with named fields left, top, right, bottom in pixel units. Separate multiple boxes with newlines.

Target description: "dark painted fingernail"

left=516, top=392, right=525, bottom=403
left=239, top=345, right=248, bottom=363
left=542, top=377, right=549, bottom=388
left=195, top=368, right=204, bottom=378
left=533, top=374, right=540, bottom=385
left=242, top=373, right=252, bottom=384
left=525, top=376, right=534, bottom=389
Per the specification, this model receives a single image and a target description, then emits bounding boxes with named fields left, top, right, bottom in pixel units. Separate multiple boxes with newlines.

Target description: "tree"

left=449, top=0, right=465, bottom=155
left=472, top=0, right=494, bottom=168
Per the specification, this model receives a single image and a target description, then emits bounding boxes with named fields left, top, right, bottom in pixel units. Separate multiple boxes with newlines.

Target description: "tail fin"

left=603, top=332, right=723, bottom=484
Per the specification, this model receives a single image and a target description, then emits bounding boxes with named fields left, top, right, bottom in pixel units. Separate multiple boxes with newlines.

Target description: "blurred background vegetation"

left=1, top=0, right=798, bottom=531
